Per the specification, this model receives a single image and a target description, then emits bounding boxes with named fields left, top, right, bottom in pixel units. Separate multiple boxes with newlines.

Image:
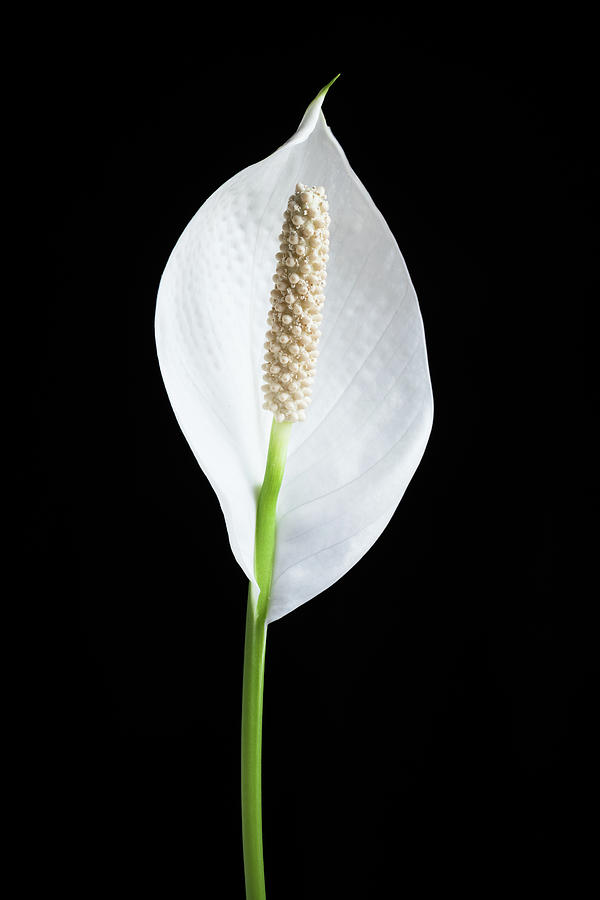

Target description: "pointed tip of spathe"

left=291, top=75, right=341, bottom=147
left=319, top=73, right=341, bottom=100
left=303, top=74, right=341, bottom=125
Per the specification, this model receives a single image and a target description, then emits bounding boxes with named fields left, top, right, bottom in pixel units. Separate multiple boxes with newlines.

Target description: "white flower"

left=155, top=80, right=433, bottom=623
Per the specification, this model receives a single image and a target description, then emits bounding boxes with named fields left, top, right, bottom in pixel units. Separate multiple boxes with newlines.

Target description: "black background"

left=34, top=14, right=596, bottom=898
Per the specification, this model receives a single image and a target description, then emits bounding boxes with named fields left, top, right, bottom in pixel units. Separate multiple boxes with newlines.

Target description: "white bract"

left=155, top=83, right=434, bottom=623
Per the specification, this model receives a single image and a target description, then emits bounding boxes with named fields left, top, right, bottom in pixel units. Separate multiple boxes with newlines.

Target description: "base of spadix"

left=252, top=419, right=292, bottom=620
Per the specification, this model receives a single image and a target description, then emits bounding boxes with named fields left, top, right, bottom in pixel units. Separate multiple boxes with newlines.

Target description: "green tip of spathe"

left=319, top=73, right=341, bottom=99
left=303, top=74, right=341, bottom=122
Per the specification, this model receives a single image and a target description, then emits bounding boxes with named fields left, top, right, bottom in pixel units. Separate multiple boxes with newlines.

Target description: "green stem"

left=242, top=420, right=291, bottom=900
left=241, top=590, right=267, bottom=900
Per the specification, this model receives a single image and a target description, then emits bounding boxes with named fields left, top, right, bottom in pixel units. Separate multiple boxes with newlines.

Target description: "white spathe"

left=155, top=84, right=434, bottom=624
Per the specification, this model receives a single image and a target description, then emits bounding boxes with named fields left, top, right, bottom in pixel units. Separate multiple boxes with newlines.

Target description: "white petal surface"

left=155, top=87, right=433, bottom=621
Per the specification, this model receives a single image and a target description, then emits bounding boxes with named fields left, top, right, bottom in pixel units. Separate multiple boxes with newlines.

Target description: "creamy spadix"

left=261, top=183, right=330, bottom=423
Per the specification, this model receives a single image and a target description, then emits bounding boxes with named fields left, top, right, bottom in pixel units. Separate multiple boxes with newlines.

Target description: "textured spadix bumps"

left=262, top=184, right=330, bottom=423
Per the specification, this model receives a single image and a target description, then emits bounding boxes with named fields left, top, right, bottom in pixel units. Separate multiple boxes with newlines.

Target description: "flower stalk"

left=241, top=419, right=291, bottom=900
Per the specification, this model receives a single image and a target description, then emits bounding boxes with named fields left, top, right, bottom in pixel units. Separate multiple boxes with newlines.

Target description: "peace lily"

left=155, top=76, right=433, bottom=899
